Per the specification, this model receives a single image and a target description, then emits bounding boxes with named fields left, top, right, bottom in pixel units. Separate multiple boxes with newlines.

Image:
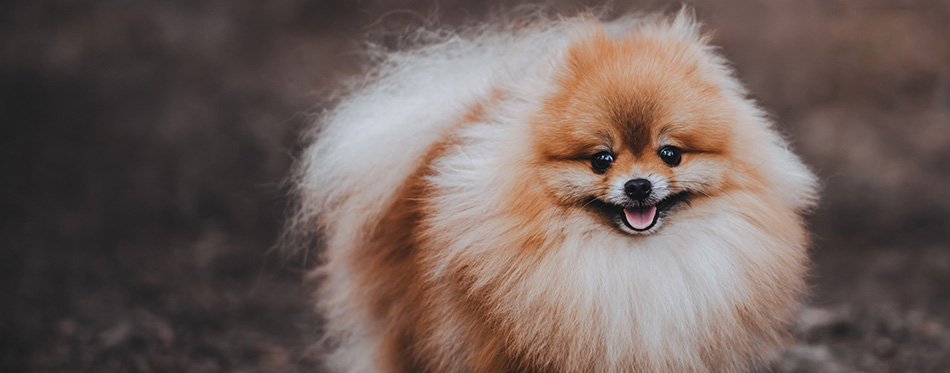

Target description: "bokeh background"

left=2, top=0, right=948, bottom=371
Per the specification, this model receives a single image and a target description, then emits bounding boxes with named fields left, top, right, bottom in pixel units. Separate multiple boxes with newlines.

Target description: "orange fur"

left=298, top=11, right=817, bottom=372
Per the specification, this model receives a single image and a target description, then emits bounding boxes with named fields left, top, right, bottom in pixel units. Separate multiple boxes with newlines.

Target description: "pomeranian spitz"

left=290, top=9, right=817, bottom=373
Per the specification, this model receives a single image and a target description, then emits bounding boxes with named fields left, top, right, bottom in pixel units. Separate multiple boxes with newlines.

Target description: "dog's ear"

left=561, top=29, right=612, bottom=86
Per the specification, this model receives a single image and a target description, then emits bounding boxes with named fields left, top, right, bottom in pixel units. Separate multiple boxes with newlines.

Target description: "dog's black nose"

left=624, top=178, right=652, bottom=201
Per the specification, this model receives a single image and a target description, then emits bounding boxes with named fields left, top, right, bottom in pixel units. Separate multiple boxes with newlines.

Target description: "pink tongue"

left=624, top=206, right=658, bottom=230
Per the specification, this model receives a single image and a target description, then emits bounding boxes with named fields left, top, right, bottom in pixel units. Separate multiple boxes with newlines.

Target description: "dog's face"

left=531, top=31, right=741, bottom=235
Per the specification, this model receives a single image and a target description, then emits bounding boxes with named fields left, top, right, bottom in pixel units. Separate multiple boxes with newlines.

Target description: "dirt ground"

left=2, top=1, right=949, bottom=372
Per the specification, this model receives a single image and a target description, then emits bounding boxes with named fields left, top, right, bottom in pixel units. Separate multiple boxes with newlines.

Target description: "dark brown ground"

left=2, top=1, right=949, bottom=372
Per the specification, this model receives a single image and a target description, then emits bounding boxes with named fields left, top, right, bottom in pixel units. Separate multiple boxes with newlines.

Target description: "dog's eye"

left=591, top=151, right=614, bottom=173
left=658, top=146, right=682, bottom=167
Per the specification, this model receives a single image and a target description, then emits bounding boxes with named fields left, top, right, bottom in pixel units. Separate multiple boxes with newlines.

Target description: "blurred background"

left=1, top=0, right=948, bottom=371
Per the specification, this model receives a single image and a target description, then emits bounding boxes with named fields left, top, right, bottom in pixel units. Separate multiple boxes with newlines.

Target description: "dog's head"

left=528, top=28, right=753, bottom=235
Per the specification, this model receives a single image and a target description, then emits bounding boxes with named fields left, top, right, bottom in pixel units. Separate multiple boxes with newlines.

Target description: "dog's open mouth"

left=619, top=192, right=688, bottom=232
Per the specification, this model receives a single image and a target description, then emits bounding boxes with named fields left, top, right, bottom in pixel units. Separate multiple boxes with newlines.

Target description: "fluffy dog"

left=291, top=9, right=817, bottom=372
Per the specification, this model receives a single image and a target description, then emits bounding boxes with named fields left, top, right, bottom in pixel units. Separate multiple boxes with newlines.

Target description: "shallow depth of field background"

left=2, top=1, right=948, bottom=371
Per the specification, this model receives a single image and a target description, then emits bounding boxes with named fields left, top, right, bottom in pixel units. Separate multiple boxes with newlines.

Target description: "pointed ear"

left=560, top=29, right=613, bottom=85
left=668, top=6, right=707, bottom=45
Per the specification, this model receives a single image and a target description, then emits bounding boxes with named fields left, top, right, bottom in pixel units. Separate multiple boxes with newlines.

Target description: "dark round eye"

left=658, top=146, right=682, bottom=166
left=590, top=151, right=614, bottom=173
